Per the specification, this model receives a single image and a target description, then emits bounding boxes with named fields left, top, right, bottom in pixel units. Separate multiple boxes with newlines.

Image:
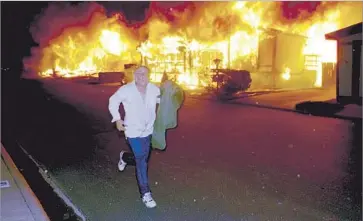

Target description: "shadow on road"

left=2, top=77, right=87, bottom=220
left=2, top=78, right=97, bottom=170
left=295, top=101, right=345, bottom=116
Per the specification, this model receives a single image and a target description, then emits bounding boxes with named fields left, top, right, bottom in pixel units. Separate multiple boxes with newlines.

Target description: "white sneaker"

left=118, top=151, right=127, bottom=172
left=142, top=192, right=157, bottom=208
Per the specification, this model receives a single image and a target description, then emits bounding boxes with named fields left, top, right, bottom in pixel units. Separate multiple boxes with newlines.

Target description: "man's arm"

left=108, top=86, right=126, bottom=123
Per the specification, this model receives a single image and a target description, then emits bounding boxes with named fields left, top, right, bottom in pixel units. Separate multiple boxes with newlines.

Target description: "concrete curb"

left=1, top=144, right=50, bottom=221
left=16, top=142, right=87, bottom=221
left=38, top=171, right=87, bottom=221
left=227, top=100, right=362, bottom=122
left=187, top=91, right=263, bottom=101
left=187, top=90, right=361, bottom=122
left=187, top=87, right=312, bottom=101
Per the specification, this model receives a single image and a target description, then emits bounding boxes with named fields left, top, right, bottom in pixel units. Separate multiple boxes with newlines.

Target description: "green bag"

left=151, top=81, right=184, bottom=150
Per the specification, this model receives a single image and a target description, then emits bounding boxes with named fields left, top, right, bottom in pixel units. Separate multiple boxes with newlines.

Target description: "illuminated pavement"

left=2, top=79, right=361, bottom=221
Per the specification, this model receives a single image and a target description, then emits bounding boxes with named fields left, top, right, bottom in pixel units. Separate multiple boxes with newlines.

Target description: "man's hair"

left=134, top=65, right=150, bottom=75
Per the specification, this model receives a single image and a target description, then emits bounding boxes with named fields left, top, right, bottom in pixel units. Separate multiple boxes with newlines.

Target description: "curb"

left=15, top=142, right=87, bottom=221
left=1, top=144, right=50, bottom=221
left=38, top=171, right=87, bottom=221
left=187, top=91, right=264, bottom=101
left=186, top=90, right=361, bottom=122
left=187, top=88, right=309, bottom=101
left=227, top=100, right=362, bottom=122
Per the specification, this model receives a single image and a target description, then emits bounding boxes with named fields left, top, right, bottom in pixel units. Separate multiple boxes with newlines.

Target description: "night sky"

left=2, top=2, right=48, bottom=72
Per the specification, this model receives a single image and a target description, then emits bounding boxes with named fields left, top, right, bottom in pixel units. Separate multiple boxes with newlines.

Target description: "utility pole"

left=228, top=36, right=231, bottom=69
left=178, top=46, right=186, bottom=73
left=227, top=19, right=231, bottom=69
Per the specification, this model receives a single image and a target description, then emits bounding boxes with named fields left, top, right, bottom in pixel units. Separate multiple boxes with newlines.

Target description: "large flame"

left=302, top=11, right=340, bottom=87
left=23, top=1, right=362, bottom=89
left=282, top=67, right=291, bottom=81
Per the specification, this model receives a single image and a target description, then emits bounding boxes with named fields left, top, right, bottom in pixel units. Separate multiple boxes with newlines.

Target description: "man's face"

left=134, top=67, right=150, bottom=87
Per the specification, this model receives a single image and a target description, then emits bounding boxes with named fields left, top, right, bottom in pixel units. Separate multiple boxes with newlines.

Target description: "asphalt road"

left=2, top=79, right=361, bottom=221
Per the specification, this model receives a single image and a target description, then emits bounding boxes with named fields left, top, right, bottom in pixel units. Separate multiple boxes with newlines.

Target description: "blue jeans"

left=127, top=135, right=151, bottom=196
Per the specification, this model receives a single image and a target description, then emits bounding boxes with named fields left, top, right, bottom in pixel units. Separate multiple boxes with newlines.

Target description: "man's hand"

left=115, top=120, right=126, bottom=131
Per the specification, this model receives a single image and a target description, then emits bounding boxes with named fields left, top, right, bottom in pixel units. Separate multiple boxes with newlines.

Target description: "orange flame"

left=23, top=2, right=362, bottom=89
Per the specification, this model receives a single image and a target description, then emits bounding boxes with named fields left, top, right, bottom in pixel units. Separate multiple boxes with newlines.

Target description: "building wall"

left=360, top=43, right=362, bottom=97
left=275, top=33, right=306, bottom=73
left=257, top=32, right=306, bottom=73
left=337, top=33, right=362, bottom=97
left=338, top=43, right=353, bottom=96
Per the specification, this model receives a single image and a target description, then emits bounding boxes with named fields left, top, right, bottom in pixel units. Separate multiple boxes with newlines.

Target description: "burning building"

left=23, top=1, right=363, bottom=90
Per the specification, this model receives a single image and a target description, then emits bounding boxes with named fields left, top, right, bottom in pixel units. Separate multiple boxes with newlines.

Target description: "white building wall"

left=360, top=44, right=362, bottom=97
left=337, top=33, right=362, bottom=97
left=338, top=44, right=353, bottom=96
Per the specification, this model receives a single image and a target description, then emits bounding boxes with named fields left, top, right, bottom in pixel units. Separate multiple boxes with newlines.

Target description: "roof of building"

left=325, top=22, right=362, bottom=40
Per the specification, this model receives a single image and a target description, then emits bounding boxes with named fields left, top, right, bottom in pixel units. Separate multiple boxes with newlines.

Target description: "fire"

left=303, top=12, right=339, bottom=87
left=177, top=73, right=199, bottom=90
left=99, top=30, right=126, bottom=56
left=39, top=27, right=132, bottom=78
left=23, top=2, right=362, bottom=90
left=26, top=4, right=139, bottom=78
left=282, top=67, right=291, bottom=80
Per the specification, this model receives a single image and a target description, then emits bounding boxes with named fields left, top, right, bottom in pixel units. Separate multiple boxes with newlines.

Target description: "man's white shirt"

left=108, top=81, right=160, bottom=138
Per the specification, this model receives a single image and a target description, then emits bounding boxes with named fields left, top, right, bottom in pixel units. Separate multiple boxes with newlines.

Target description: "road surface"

left=2, top=79, right=361, bottom=221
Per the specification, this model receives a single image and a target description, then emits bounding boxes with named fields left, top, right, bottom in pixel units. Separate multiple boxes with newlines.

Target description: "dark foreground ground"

left=2, top=77, right=362, bottom=221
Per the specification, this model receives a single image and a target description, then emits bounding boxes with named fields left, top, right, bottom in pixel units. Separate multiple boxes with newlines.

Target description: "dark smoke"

left=279, top=1, right=323, bottom=21
left=274, top=1, right=362, bottom=32
left=277, top=1, right=342, bottom=24
left=29, top=2, right=105, bottom=47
